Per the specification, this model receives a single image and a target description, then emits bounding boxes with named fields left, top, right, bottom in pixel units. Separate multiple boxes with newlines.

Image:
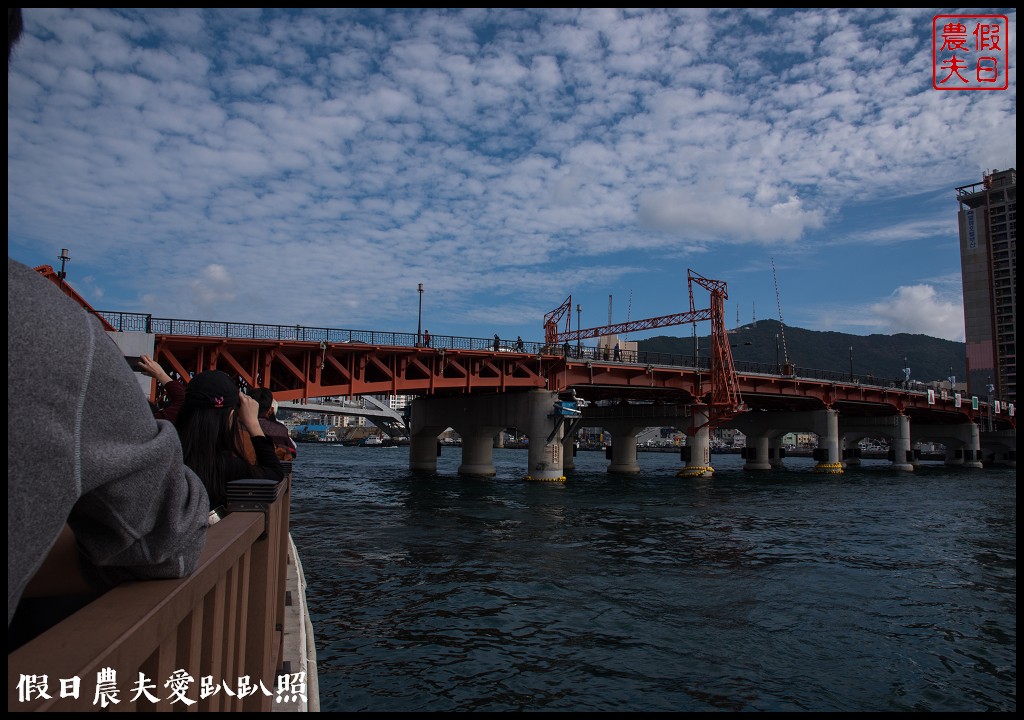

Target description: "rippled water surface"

left=288, top=445, right=1016, bottom=712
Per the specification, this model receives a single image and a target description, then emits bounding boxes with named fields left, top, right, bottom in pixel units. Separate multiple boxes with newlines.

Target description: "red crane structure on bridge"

left=544, top=269, right=744, bottom=429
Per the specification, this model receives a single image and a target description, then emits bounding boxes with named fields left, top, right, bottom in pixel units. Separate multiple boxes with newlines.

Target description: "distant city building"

left=955, top=168, right=1016, bottom=404
left=388, top=395, right=412, bottom=412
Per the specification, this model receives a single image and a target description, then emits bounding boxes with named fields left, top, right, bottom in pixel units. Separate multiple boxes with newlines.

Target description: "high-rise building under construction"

left=955, top=168, right=1016, bottom=404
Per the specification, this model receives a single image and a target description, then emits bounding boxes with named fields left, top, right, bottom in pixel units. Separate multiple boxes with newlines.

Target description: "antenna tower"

left=624, top=290, right=632, bottom=340
left=772, top=257, right=790, bottom=365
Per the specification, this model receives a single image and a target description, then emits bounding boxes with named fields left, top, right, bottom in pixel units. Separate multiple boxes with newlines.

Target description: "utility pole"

left=57, top=248, right=70, bottom=288
left=986, top=376, right=995, bottom=432
left=576, top=303, right=581, bottom=357
left=416, top=283, right=423, bottom=347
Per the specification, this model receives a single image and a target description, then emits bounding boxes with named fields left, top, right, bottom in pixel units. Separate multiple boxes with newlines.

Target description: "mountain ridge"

left=636, top=319, right=964, bottom=384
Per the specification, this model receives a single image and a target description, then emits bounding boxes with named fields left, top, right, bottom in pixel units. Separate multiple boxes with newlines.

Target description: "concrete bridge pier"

left=769, top=437, right=786, bottom=469
left=943, top=443, right=965, bottom=467
left=889, top=414, right=914, bottom=471
left=909, top=420, right=986, bottom=469
left=603, top=421, right=645, bottom=474
left=963, top=423, right=984, bottom=468
left=408, top=396, right=449, bottom=472
left=562, top=433, right=577, bottom=473
left=728, top=408, right=843, bottom=474
left=813, top=408, right=843, bottom=474
left=980, top=428, right=1016, bottom=468
left=678, top=408, right=712, bottom=478
left=524, top=389, right=567, bottom=481
left=839, top=414, right=929, bottom=472
left=743, top=434, right=772, bottom=471
left=409, top=431, right=444, bottom=472
left=456, top=427, right=504, bottom=476
left=409, top=390, right=566, bottom=480
left=842, top=437, right=861, bottom=468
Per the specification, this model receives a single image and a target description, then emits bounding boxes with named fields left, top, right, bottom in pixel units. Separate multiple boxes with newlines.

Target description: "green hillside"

left=637, top=319, right=964, bottom=384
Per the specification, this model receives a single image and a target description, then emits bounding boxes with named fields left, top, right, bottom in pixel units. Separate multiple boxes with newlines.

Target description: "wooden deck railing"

left=8, top=474, right=293, bottom=712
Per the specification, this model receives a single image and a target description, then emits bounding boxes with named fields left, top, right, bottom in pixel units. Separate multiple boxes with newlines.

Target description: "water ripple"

left=291, top=446, right=1016, bottom=712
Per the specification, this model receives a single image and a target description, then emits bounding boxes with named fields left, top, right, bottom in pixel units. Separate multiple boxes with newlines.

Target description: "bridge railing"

left=99, top=311, right=153, bottom=333
left=8, top=474, right=293, bottom=712
left=97, top=311, right=556, bottom=353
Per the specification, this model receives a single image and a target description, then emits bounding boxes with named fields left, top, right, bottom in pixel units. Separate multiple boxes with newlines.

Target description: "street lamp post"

left=576, top=303, right=581, bottom=358
left=849, top=346, right=853, bottom=382
left=986, top=376, right=995, bottom=432
left=416, top=283, right=423, bottom=347
left=775, top=334, right=780, bottom=374
left=57, top=248, right=70, bottom=287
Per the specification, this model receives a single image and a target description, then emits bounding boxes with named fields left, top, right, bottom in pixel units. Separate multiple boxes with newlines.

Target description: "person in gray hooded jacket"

left=7, top=258, right=210, bottom=630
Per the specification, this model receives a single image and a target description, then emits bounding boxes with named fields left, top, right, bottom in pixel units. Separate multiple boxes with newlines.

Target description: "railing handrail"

left=96, top=310, right=540, bottom=351
left=8, top=477, right=292, bottom=712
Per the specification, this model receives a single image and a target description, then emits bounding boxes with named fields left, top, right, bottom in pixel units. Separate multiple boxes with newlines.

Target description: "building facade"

left=955, top=168, right=1016, bottom=404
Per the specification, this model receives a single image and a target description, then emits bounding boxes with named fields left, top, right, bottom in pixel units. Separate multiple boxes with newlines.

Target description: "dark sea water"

left=288, top=444, right=1016, bottom=712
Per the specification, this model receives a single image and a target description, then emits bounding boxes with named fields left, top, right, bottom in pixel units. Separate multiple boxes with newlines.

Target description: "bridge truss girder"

left=153, top=337, right=565, bottom=403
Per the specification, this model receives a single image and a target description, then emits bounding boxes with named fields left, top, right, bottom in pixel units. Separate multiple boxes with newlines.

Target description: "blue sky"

left=7, top=8, right=1016, bottom=344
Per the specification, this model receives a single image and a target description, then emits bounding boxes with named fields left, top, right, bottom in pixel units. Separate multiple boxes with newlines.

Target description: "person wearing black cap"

left=175, top=371, right=284, bottom=514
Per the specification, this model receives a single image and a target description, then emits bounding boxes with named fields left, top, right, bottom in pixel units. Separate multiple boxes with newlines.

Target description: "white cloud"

left=637, top=186, right=825, bottom=243
left=190, top=264, right=237, bottom=311
left=7, top=8, right=1013, bottom=341
left=868, top=285, right=964, bottom=341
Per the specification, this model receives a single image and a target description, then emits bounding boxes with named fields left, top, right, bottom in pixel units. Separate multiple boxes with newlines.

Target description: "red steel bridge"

left=35, top=263, right=1015, bottom=432
left=92, top=313, right=1012, bottom=432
